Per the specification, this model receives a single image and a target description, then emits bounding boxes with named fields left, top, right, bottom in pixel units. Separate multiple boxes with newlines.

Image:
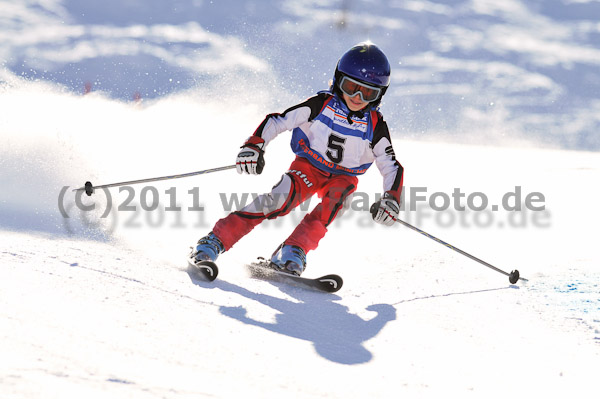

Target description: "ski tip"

left=318, top=274, right=343, bottom=293
left=188, top=259, right=219, bottom=281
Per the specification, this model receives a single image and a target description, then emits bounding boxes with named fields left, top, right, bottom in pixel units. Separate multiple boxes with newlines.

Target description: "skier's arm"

left=370, top=118, right=403, bottom=225
left=236, top=93, right=331, bottom=175
left=372, top=118, right=404, bottom=202
left=251, top=93, right=331, bottom=147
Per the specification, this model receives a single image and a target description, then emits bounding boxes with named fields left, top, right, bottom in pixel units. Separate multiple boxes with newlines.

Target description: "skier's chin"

left=348, top=103, right=366, bottom=112
left=343, top=94, right=368, bottom=111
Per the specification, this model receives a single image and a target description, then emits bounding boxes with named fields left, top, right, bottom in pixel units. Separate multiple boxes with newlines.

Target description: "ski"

left=247, top=258, right=343, bottom=293
left=185, top=255, right=343, bottom=293
left=187, top=257, right=219, bottom=282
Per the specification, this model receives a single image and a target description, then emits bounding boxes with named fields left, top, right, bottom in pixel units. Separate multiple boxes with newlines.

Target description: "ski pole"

left=370, top=203, right=526, bottom=284
left=73, top=165, right=236, bottom=196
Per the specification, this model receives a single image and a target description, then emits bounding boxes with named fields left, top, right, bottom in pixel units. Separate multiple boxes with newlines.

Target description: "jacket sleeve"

left=251, top=93, right=330, bottom=147
left=371, top=116, right=404, bottom=203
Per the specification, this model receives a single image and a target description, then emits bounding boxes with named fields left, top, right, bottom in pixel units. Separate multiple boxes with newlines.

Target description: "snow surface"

left=2, top=76, right=599, bottom=399
left=2, top=1, right=600, bottom=398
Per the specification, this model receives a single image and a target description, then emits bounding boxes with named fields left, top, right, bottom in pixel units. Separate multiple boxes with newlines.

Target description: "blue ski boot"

left=191, top=232, right=224, bottom=263
left=270, top=244, right=306, bottom=276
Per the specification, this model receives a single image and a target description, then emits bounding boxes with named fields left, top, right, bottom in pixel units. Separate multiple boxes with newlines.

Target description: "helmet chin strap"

left=346, top=108, right=365, bottom=125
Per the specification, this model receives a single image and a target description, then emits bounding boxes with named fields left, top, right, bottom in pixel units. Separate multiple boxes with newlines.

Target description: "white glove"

left=236, top=136, right=265, bottom=175
left=371, top=192, right=400, bottom=226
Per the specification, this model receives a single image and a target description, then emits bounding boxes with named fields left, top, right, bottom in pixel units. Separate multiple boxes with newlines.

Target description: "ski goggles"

left=339, top=75, right=382, bottom=102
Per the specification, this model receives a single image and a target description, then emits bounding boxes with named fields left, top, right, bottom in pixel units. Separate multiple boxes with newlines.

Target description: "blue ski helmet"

left=333, top=42, right=391, bottom=107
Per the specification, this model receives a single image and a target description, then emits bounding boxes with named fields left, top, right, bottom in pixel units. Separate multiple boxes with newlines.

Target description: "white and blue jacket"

left=252, top=92, right=404, bottom=201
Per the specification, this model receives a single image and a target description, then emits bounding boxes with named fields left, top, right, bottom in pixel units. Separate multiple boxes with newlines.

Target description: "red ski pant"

left=213, top=157, right=358, bottom=253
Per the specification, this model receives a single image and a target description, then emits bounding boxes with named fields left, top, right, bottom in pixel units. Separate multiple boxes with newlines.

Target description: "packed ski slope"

left=1, top=80, right=599, bottom=398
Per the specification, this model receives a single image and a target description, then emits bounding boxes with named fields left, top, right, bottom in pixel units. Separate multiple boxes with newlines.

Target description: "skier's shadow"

left=214, top=279, right=396, bottom=365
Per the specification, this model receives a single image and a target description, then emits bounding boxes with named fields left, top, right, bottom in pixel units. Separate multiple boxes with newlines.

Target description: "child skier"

left=190, top=42, right=404, bottom=276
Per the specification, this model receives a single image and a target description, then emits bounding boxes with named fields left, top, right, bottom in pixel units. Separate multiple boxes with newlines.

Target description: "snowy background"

left=1, top=1, right=599, bottom=398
